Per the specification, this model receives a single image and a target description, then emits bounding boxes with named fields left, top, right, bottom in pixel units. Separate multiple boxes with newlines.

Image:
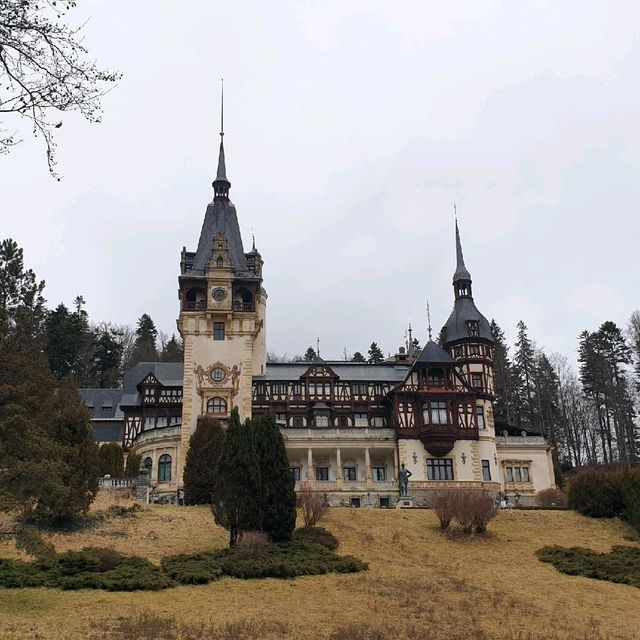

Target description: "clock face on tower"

left=212, top=287, right=227, bottom=302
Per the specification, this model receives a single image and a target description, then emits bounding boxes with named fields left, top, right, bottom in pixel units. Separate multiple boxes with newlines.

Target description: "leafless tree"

left=0, top=1, right=120, bottom=176
left=296, top=483, right=330, bottom=527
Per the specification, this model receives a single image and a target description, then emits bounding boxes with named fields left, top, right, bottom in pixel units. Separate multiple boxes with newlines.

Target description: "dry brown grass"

left=0, top=493, right=638, bottom=639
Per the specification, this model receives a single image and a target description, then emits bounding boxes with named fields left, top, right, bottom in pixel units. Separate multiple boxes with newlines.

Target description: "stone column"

left=336, top=447, right=343, bottom=489
left=307, top=447, right=314, bottom=484
left=365, top=447, right=372, bottom=489
left=392, top=446, right=399, bottom=482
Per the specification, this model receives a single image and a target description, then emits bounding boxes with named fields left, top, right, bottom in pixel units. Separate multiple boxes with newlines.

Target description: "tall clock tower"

left=176, top=121, right=266, bottom=482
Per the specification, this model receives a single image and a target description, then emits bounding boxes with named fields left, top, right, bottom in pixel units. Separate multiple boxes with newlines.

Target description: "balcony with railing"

left=183, top=301, right=207, bottom=311
left=496, top=436, right=546, bottom=447
left=232, top=301, right=254, bottom=312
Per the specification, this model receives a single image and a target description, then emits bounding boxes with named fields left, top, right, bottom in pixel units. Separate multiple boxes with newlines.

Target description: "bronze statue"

left=399, top=463, right=412, bottom=497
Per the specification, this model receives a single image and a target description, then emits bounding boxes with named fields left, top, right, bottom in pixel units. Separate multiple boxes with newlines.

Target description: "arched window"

left=207, top=397, right=227, bottom=414
left=158, top=454, right=172, bottom=482
left=143, top=457, right=152, bottom=473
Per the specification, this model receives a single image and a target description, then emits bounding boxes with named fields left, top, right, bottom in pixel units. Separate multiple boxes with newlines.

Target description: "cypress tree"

left=124, top=452, right=142, bottom=478
left=212, top=408, right=262, bottom=547
left=97, top=443, right=124, bottom=477
left=254, top=414, right=296, bottom=542
left=183, top=416, right=225, bottom=505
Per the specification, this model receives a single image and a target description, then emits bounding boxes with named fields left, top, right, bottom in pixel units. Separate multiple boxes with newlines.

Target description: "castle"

left=82, top=123, right=556, bottom=506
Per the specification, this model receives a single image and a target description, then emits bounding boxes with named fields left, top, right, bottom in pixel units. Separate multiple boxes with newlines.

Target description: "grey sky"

left=1, top=1, right=639, bottom=361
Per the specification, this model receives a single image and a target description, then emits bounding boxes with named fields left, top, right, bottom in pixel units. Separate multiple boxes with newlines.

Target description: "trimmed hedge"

left=0, top=539, right=366, bottom=591
left=537, top=544, right=640, bottom=588
left=568, top=466, right=640, bottom=531
left=292, top=526, right=339, bottom=551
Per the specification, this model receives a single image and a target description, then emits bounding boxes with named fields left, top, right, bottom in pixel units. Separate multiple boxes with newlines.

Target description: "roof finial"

left=213, top=78, right=230, bottom=197
left=316, top=337, right=320, bottom=357
left=252, top=233, right=256, bottom=251
left=427, top=302, right=433, bottom=341
left=220, top=77, right=224, bottom=137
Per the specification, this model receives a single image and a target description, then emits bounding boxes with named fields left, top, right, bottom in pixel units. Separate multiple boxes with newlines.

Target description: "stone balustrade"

left=495, top=436, right=546, bottom=446
left=98, top=477, right=136, bottom=490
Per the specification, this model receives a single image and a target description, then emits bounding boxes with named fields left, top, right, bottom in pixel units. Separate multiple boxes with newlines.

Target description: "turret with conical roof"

left=442, top=220, right=493, bottom=346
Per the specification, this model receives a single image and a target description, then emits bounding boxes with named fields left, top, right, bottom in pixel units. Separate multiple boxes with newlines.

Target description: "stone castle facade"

left=82, top=128, right=556, bottom=506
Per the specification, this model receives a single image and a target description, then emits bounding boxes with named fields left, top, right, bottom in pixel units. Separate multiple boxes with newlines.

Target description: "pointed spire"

left=426, top=302, right=433, bottom=341
left=453, top=214, right=471, bottom=284
left=213, top=78, right=231, bottom=198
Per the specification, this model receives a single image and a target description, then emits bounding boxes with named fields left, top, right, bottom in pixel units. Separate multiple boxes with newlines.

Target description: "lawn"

left=0, top=492, right=638, bottom=640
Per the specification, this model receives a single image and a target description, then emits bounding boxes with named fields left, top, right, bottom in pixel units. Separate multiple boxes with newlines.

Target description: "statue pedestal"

left=396, top=496, right=414, bottom=509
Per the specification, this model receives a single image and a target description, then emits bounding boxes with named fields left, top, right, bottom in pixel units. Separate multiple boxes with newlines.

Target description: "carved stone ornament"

left=194, top=362, right=242, bottom=397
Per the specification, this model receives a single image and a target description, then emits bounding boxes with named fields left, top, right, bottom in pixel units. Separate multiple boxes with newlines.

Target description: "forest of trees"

left=490, top=317, right=640, bottom=470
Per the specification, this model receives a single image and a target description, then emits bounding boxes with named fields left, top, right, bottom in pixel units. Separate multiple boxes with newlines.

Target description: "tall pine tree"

left=128, top=313, right=159, bottom=366
left=183, top=416, right=225, bottom=505
left=211, top=408, right=262, bottom=547
left=490, top=319, right=516, bottom=426
left=368, top=342, right=384, bottom=364
left=513, top=321, right=538, bottom=429
left=254, top=414, right=296, bottom=542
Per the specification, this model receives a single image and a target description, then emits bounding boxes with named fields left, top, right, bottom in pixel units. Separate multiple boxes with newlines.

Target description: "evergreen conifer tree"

left=254, top=414, right=296, bottom=542
left=97, top=443, right=124, bottom=477
left=367, top=342, right=384, bottom=364
left=351, top=351, right=366, bottom=362
left=212, top=408, right=262, bottom=547
left=124, top=452, right=142, bottom=478
left=91, top=327, right=124, bottom=388
left=183, top=416, right=225, bottom=505
left=513, top=321, right=538, bottom=428
left=45, top=302, right=92, bottom=380
left=304, top=346, right=317, bottom=361
left=128, top=313, right=159, bottom=366
left=490, top=319, right=516, bottom=426
left=161, top=334, right=184, bottom=362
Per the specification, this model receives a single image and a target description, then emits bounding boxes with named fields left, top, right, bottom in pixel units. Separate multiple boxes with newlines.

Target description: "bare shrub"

left=296, top=483, right=330, bottom=527
left=235, top=530, right=269, bottom=555
left=427, top=490, right=459, bottom=530
left=433, top=489, right=499, bottom=535
left=537, top=488, right=569, bottom=508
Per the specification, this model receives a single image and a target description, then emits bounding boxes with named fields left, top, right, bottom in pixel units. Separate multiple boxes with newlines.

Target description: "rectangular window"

left=352, top=383, right=368, bottom=396
left=469, top=344, right=480, bottom=355
left=379, top=496, right=390, bottom=508
left=350, top=497, right=361, bottom=508
left=472, top=373, right=483, bottom=388
left=522, top=467, right=530, bottom=482
left=343, top=467, right=357, bottom=481
left=506, top=466, right=513, bottom=483
left=275, top=413, right=287, bottom=425
left=373, top=467, right=386, bottom=481
left=371, top=416, right=385, bottom=427
left=272, top=383, right=287, bottom=396
left=292, top=383, right=302, bottom=397
left=454, top=346, right=463, bottom=358
left=481, top=459, right=491, bottom=481
left=292, top=415, right=303, bottom=427
left=353, top=413, right=368, bottom=427
left=144, top=416, right=154, bottom=430
left=427, top=458, right=454, bottom=481
left=430, top=401, right=448, bottom=425
left=156, top=416, right=167, bottom=428
left=315, top=467, right=329, bottom=481
left=213, top=322, right=225, bottom=340
left=514, top=467, right=522, bottom=482
left=291, top=467, right=301, bottom=482
left=337, top=415, right=349, bottom=428
left=315, top=415, right=329, bottom=427
left=476, top=406, right=485, bottom=429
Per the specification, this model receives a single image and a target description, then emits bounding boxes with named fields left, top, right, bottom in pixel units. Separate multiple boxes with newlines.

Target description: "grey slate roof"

left=453, top=220, right=471, bottom=283
left=188, top=198, right=248, bottom=275
left=122, top=362, right=184, bottom=393
left=78, top=388, right=124, bottom=420
left=442, top=298, right=493, bottom=343
left=93, top=422, right=125, bottom=443
left=262, top=362, right=409, bottom=382
left=414, top=340, right=454, bottom=365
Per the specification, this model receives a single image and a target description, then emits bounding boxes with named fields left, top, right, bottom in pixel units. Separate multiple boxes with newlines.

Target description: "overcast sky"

left=2, top=1, right=639, bottom=362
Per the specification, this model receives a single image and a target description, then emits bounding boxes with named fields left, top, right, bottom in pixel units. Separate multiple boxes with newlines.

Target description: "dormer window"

left=467, top=320, right=479, bottom=337
left=426, top=368, right=445, bottom=386
left=216, top=256, right=224, bottom=268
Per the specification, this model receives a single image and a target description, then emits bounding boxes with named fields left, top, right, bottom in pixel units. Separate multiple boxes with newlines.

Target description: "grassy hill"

left=0, top=492, right=638, bottom=640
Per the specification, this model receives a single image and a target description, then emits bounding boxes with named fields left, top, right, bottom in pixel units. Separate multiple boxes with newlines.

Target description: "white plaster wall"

left=497, top=447, right=555, bottom=493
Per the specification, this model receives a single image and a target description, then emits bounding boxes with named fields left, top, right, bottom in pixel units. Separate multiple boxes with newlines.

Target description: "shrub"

left=0, top=558, right=49, bottom=588
left=536, top=544, right=640, bottom=588
left=56, top=549, right=100, bottom=576
left=537, top=488, right=569, bottom=508
left=160, top=553, right=223, bottom=585
left=292, top=526, right=339, bottom=550
left=427, top=490, right=458, bottom=530
left=296, top=483, right=330, bottom=527
left=621, top=470, right=640, bottom=532
left=568, top=466, right=626, bottom=518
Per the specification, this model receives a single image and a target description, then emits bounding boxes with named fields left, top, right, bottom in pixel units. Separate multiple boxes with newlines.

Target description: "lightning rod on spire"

left=220, top=78, right=224, bottom=137
left=427, top=302, right=433, bottom=341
